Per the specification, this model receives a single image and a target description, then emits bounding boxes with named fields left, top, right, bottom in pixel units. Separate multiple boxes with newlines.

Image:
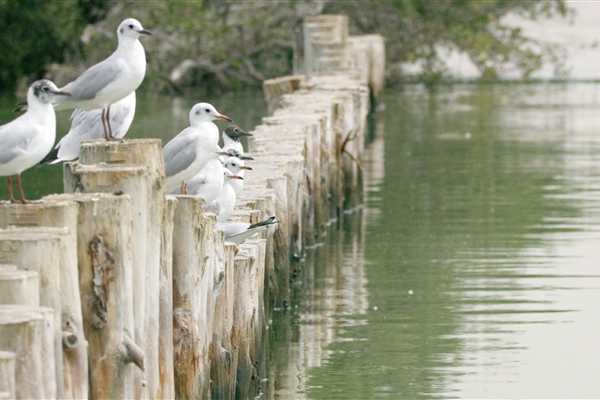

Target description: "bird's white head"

left=28, top=79, right=70, bottom=106
left=189, top=103, right=233, bottom=126
left=117, top=18, right=152, bottom=41
left=223, top=169, right=243, bottom=181
left=223, top=156, right=252, bottom=174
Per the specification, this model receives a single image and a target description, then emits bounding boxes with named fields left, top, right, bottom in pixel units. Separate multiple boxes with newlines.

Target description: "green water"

left=266, top=83, right=600, bottom=399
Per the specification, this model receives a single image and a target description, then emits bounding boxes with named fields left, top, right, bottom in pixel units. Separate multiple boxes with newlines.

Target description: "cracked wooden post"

left=0, top=305, right=55, bottom=399
left=210, top=241, right=238, bottom=399
left=0, top=351, right=15, bottom=400
left=0, top=199, right=89, bottom=399
left=159, top=196, right=177, bottom=399
left=172, top=196, right=207, bottom=399
left=0, top=227, right=72, bottom=398
left=232, top=255, right=253, bottom=399
left=53, top=192, right=139, bottom=399
left=74, top=138, right=168, bottom=399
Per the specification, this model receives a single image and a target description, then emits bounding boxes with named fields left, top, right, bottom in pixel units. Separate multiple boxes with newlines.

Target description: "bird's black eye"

left=42, top=86, right=49, bottom=92
left=128, top=24, right=134, bottom=29
left=205, top=108, right=210, bottom=113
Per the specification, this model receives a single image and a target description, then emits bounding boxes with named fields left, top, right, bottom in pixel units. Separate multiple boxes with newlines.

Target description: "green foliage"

left=0, top=0, right=569, bottom=94
left=324, top=0, right=568, bottom=86
left=0, top=0, right=85, bottom=91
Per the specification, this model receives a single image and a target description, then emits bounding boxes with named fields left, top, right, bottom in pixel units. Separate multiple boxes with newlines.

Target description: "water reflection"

left=266, top=83, right=600, bottom=399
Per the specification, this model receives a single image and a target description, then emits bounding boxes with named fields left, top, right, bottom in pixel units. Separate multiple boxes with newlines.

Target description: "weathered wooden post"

left=0, top=305, right=55, bottom=399
left=159, top=196, right=177, bottom=399
left=210, top=241, right=238, bottom=399
left=0, top=351, right=15, bottom=400
left=49, top=192, right=140, bottom=399
left=77, top=138, right=168, bottom=398
left=0, top=199, right=89, bottom=399
left=232, top=254, right=253, bottom=398
left=0, top=227, right=72, bottom=398
left=0, top=265, right=39, bottom=306
left=171, top=196, right=207, bottom=399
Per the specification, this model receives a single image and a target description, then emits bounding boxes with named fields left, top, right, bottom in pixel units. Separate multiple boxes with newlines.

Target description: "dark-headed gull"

left=163, top=103, right=232, bottom=193
left=0, top=80, right=70, bottom=203
left=52, top=18, right=150, bottom=140
left=222, top=125, right=252, bottom=155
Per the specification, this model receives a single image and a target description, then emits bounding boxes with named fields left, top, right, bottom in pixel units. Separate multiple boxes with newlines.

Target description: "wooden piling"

left=0, top=351, right=15, bottom=400
left=0, top=199, right=89, bottom=399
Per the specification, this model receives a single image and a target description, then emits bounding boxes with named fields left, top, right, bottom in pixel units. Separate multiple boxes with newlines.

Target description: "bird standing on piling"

left=50, top=18, right=151, bottom=140
left=40, top=92, right=136, bottom=164
left=222, top=125, right=252, bottom=155
left=163, top=103, right=232, bottom=193
left=168, top=146, right=229, bottom=204
left=0, top=80, right=70, bottom=203
left=204, top=169, right=243, bottom=222
left=216, top=216, right=278, bottom=244
left=223, top=156, right=251, bottom=197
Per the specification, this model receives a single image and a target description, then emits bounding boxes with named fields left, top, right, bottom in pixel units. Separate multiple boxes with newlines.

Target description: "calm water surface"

left=266, top=83, right=600, bottom=399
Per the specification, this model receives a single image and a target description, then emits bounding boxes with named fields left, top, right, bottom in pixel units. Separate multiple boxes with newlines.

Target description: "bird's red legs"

left=181, top=182, right=188, bottom=195
left=103, top=106, right=123, bottom=142
left=6, top=176, right=17, bottom=204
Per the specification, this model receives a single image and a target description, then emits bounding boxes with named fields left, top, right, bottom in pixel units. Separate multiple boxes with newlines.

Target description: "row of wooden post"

left=0, top=15, right=383, bottom=399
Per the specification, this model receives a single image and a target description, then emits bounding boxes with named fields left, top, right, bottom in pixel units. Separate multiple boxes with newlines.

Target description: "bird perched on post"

left=204, top=169, right=243, bottom=222
left=40, top=91, right=136, bottom=164
left=168, top=146, right=230, bottom=204
left=163, top=103, right=232, bottom=193
left=0, top=80, right=70, bottom=203
left=222, top=125, right=252, bottom=155
left=223, top=156, right=252, bottom=197
left=50, top=18, right=151, bottom=140
left=216, top=216, right=278, bottom=244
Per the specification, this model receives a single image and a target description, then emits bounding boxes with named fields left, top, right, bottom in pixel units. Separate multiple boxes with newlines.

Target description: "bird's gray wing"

left=62, top=58, right=124, bottom=101
left=203, top=198, right=221, bottom=215
left=0, top=121, right=34, bottom=164
left=163, top=130, right=198, bottom=177
left=187, top=173, right=209, bottom=194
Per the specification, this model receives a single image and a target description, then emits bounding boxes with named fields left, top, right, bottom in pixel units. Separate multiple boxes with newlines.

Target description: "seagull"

left=51, top=18, right=150, bottom=140
left=204, top=169, right=243, bottom=222
left=223, top=156, right=251, bottom=197
left=0, top=80, right=70, bottom=203
left=222, top=125, right=252, bottom=155
left=216, top=216, right=278, bottom=245
left=40, top=91, right=136, bottom=164
left=221, top=148, right=254, bottom=162
left=163, top=103, right=232, bottom=193
left=168, top=146, right=229, bottom=204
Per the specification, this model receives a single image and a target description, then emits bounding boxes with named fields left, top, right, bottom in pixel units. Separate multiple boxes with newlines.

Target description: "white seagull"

left=216, top=216, right=278, bottom=245
left=40, top=91, right=136, bottom=164
left=223, top=156, right=251, bottom=197
left=0, top=80, right=70, bottom=203
left=168, top=146, right=229, bottom=204
left=222, top=125, right=252, bottom=155
left=51, top=18, right=150, bottom=140
left=163, top=103, right=232, bottom=193
left=204, top=169, right=243, bottom=222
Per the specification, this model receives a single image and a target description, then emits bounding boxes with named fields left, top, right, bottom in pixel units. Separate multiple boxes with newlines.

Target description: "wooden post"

left=172, top=196, right=206, bottom=399
left=52, top=192, right=140, bottom=399
left=158, top=196, right=177, bottom=399
left=210, top=242, right=237, bottom=399
left=0, top=199, right=89, bottom=400
left=0, top=265, right=39, bottom=306
left=232, top=255, right=253, bottom=399
left=0, top=351, right=15, bottom=400
left=0, top=305, right=55, bottom=399
left=72, top=139, right=168, bottom=399
left=0, top=227, right=70, bottom=398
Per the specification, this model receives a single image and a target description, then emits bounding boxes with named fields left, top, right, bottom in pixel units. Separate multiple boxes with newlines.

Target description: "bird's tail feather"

left=248, top=216, right=278, bottom=230
left=39, top=147, right=59, bottom=165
